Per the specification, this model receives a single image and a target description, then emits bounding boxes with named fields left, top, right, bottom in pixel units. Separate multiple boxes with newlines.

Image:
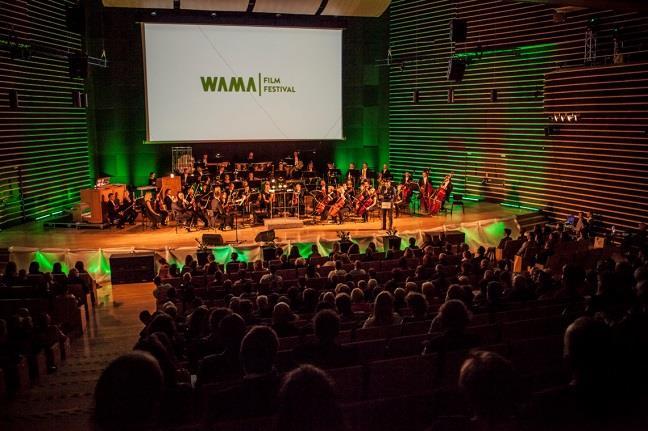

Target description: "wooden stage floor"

left=0, top=202, right=529, bottom=251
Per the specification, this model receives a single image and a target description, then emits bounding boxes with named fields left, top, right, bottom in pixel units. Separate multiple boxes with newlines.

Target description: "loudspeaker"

left=109, top=253, right=155, bottom=284
left=8, top=90, right=18, bottom=109
left=450, top=19, right=467, bottom=43
left=255, top=229, right=276, bottom=243
left=202, top=233, right=224, bottom=246
left=262, top=246, right=276, bottom=261
left=383, top=235, right=402, bottom=252
left=445, top=231, right=466, bottom=245
left=447, top=58, right=466, bottom=83
left=69, top=54, right=88, bottom=79
left=66, top=5, right=84, bottom=33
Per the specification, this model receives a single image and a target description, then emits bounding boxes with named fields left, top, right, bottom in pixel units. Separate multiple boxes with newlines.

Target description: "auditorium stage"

left=0, top=201, right=530, bottom=251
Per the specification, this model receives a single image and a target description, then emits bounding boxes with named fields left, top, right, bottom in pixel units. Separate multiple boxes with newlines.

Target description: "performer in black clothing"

left=106, top=193, right=123, bottom=228
left=180, top=167, right=193, bottom=190
left=379, top=179, right=396, bottom=230
left=378, top=164, right=392, bottom=182
left=172, top=192, right=193, bottom=225
left=163, top=189, right=174, bottom=212
left=258, top=181, right=274, bottom=221
left=290, top=183, right=305, bottom=216
left=148, top=172, right=157, bottom=187
left=359, top=162, right=372, bottom=183
left=119, top=190, right=137, bottom=226
left=143, top=191, right=162, bottom=229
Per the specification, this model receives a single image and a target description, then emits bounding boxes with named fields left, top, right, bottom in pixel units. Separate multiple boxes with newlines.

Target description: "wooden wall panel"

left=389, top=0, right=648, bottom=229
left=0, top=0, right=90, bottom=228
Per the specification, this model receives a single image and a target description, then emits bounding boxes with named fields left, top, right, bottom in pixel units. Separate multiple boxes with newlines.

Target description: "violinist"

left=119, top=189, right=137, bottom=226
left=172, top=192, right=192, bottom=225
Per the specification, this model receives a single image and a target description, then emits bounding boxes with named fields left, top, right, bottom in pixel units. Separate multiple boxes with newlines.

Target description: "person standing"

left=379, top=179, right=396, bottom=230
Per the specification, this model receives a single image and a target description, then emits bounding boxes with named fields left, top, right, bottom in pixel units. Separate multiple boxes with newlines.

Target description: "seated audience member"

left=305, top=264, right=321, bottom=279
left=1, top=261, right=18, bottom=287
left=206, top=326, right=281, bottom=421
left=152, top=276, right=173, bottom=309
left=404, top=292, right=429, bottom=322
left=335, top=293, right=358, bottom=324
left=449, top=350, right=519, bottom=431
left=363, top=291, right=403, bottom=328
left=255, top=295, right=273, bottom=319
left=328, top=260, right=347, bottom=280
left=425, top=299, right=479, bottom=354
left=276, top=364, right=348, bottom=431
left=293, top=310, right=356, bottom=369
left=94, top=351, right=164, bottom=431
left=197, top=313, right=246, bottom=386
left=348, top=260, right=366, bottom=276
left=309, top=244, right=321, bottom=259
left=260, top=266, right=283, bottom=285
left=288, top=245, right=301, bottom=260
left=529, top=316, right=644, bottom=430
left=408, top=237, right=419, bottom=250
left=272, top=302, right=300, bottom=337
left=28, top=261, right=43, bottom=275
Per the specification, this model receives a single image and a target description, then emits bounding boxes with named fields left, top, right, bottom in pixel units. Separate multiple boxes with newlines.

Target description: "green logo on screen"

left=200, top=74, right=296, bottom=95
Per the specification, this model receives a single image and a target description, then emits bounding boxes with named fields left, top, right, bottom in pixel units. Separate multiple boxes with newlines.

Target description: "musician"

left=328, top=185, right=349, bottom=225
left=155, top=191, right=169, bottom=226
left=187, top=188, right=208, bottom=228
left=196, top=153, right=209, bottom=170
left=325, top=162, right=340, bottom=186
left=106, top=193, right=123, bottom=227
left=163, top=189, right=174, bottom=212
left=360, top=162, right=372, bottom=182
left=419, top=170, right=434, bottom=213
left=119, top=189, right=137, bottom=226
left=171, top=192, right=192, bottom=225
left=259, top=181, right=274, bottom=220
left=247, top=151, right=255, bottom=164
left=441, top=176, right=453, bottom=210
left=290, top=183, right=304, bottom=216
left=216, top=165, right=226, bottom=181
left=239, top=180, right=256, bottom=221
left=292, top=151, right=304, bottom=175
left=402, top=171, right=413, bottom=185
left=379, top=164, right=392, bottom=182
left=306, top=160, right=317, bottom=174
left=379, top=179, right=396, bottom=230
left=356, top=180, right=376, bottom=223
left=345, top=163, right=359, bottom=187
left=275, top=161, right=289, bottom=179
left=143, top=191, right=162, bottom=229
left=148, top=172, right=157, bottom=187
left=194, top=166, right=206, bottom=184
left=180, top=167, right=193, bottom=190
left=394, top=184, right=406, bottom=218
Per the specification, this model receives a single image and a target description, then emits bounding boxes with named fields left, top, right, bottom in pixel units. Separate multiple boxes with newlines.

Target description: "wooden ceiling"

left=102, top=0, right=391, bottom=16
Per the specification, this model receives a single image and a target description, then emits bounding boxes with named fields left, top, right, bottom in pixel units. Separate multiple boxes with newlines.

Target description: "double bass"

left=429, top=173, right=453, bottom=215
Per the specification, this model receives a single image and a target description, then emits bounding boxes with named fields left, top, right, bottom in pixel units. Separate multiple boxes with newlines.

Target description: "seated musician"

left=148, top=172, right=157, bottom=187
left=106, top=192, right=124, bottom=228
left=194, top=166, right=206, bottom=183
left=329, top=184, right=351, bottom=225
left=216, top=165, right=226, bottom=180
left=172, top=192, right=193, bottom=225
left=305, top=160, right=317, bottom=174
left=275, top=161, right=289, bottom=179
left=197, top=153, right=209, bottom=170
left=186, top=188, right=209, bottom=228
left=394, top=184, right=407, bottom=218
left=155, top=191, right=169, bottom=226
left=402, top=171, right=413, bottom=185
left=143, top=191, right=162, bottom=229
left=180, top=167, right=193, bottom=190
left=207, top=189, right=224, bottom=229
left=119, top=189, right=137, bottom=226
left=356, top=180, right=376, bottom=223
left=290, top=183, right=305, bottom=216
left=163, top=189, right=173, bottom=212
left=292, top=151, right=304, bottom=175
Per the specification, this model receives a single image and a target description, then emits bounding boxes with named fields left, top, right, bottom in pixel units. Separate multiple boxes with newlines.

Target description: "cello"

left=328, top=187, right=346, bottom=219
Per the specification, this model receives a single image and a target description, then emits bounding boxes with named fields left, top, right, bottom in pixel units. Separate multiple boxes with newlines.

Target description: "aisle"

left=0, top=283, right=154, bottom=431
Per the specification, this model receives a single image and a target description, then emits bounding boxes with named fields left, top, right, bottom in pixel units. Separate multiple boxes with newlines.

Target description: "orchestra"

left=105, top=152, right=454, bottom=232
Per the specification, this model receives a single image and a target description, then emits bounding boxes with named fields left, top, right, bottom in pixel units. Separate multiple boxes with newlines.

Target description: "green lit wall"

left=0, top=0, right=91, bottom=227
left=389, top=0, right=648, bottom=229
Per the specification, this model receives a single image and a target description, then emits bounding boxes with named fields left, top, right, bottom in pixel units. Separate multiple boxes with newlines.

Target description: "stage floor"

left=0, top=202, right=530, bottom=250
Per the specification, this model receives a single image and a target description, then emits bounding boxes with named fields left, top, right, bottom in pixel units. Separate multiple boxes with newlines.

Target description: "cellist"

left=419, top=170, right=434, bottom=214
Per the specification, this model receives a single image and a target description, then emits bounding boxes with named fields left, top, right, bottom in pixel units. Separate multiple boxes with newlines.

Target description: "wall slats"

left=0, top=0, right=90, bottom=228
left=389, top=0, right=648, bottom=229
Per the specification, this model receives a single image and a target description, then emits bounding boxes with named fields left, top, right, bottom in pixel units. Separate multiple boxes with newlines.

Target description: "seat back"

left=366, top=354, right=437, bottom=399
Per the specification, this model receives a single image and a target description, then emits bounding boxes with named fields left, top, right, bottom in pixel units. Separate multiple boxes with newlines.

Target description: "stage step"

left=264, top=217, right=304, bottom=230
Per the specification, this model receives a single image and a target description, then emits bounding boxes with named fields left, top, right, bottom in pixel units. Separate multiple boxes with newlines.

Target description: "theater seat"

left=366, top=354, right=437, bottom=399
left=328, top=365, right=364, bottom=401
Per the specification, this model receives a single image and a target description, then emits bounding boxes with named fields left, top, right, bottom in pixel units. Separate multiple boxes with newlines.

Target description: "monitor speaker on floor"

left=445, top=231, right=466, bottom=245
left=202, top=233, right=224, bottom=247
left=255, top=229, right=276, bottom=243
left=447, top=58, right=466, bottom=83
left=109, top=253, right=155, bottom=284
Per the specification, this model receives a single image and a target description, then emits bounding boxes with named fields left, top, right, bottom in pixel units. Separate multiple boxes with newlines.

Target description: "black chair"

left=450, top=194, right=464, bottom=215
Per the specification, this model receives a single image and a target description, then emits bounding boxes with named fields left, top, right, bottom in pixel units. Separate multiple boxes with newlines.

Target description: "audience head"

left=459, top=351, right=517, bottom=422
left=335, top=293, right=352, bottom=317
left=437, top=299, right=470, bottom=333
left=219, top=313, right=247, bottom=350
left=94, top=351, right=164, bottom=431
left=314, top=309, right=340, bottom=343
left=406, top=292, right=428, bottom=319
left=272, top=302, right=295, bottom=326
left=564, top=316, right=612, bottom=387
left=373, top=291, right=395, bottom=325
left=240, top=326, right=279, bottom=375
left=277, top=365, right=346, bottom=431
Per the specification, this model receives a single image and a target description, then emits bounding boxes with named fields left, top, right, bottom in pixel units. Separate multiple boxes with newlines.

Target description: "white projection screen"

left=142, top=23, right=343, bottom=142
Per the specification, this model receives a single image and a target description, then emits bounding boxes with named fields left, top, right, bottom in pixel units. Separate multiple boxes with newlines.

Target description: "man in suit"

left=379, top=163, right=392, bottom=181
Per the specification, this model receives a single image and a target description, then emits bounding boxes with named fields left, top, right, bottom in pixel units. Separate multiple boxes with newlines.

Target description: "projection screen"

left=142, top=23, right=343, bottom=142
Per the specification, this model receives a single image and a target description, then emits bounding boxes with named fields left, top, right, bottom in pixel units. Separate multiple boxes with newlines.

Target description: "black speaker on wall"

left=109, top=253, right=155, bottom=284
left=8, top=90, right=18, bottom=109
left=450, top=19, right=467, bottom=43
left=447, top=58, right=466, bottom=83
